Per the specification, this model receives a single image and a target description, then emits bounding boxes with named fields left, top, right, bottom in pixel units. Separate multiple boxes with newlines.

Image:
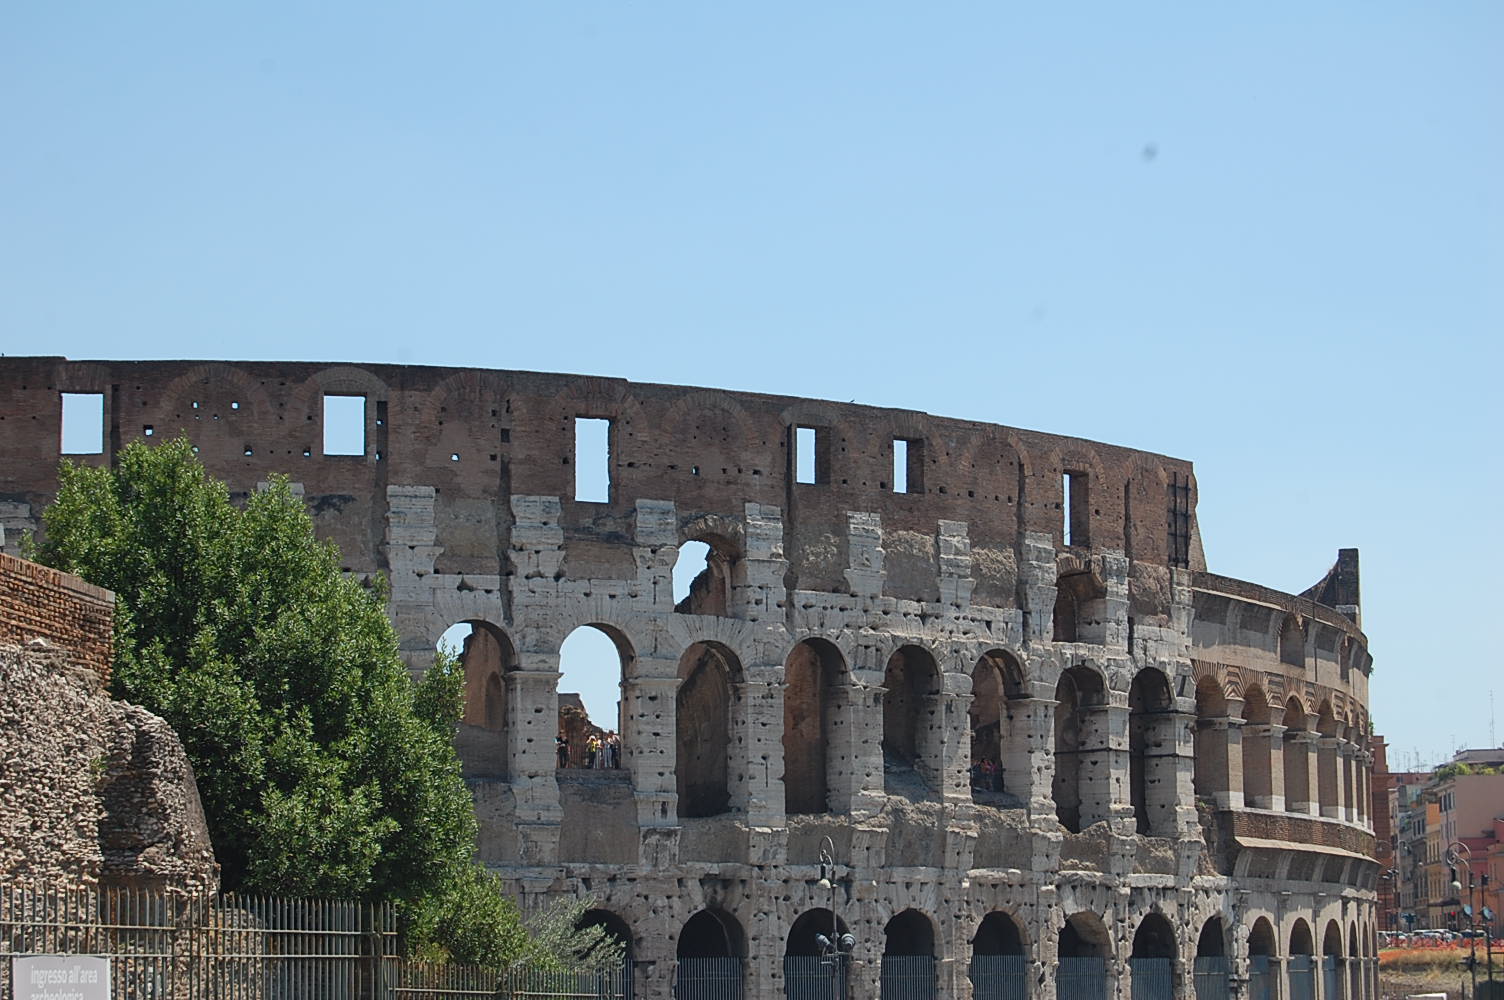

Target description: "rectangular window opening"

left=574, top=417, right=611, bottom=502
left=323, top=394, right=366, bottom=456
left=60, top=393, right=104, bottom=454
left=892, top=439, right=909, bottom=493
left=795, top=426, right=830, bottom=485
left=1063, top=470, right=1089, bottom=547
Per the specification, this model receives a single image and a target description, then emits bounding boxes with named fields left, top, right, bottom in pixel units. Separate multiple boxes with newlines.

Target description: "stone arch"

left=1283, top=696, right=1312, bottom=814
left=556, top=622, right=636, bottom=768
left=784, top=908, right=851, bottom=1000
left=971, top=649, right=1028, bottom=804
left=1193, top=674, right=1231, bottom=805
left=783, top=638, right=847, bottom=815
left=1247, top=917, right=1279, bottom=1000
left=1279, top=614, right=1305, bottom=668
left=1241, top=683, right=1274, bottom=809
left=578, top=908, right=635, bottom=993
left=1196, top=916, right=1226, bottom=958
left=882, top=909, right=938, bottom=999
left=1054, top=568, right=1108, bottom=644
left=1193, top=917, right=1230, bottom=1000
left=1130, top=912, right=1177, bottom=1000
left=158, top=363, right=277, bottom=456
left=882, top=644, right=943, bottom=798
left=1128, top=667, right=1177, bottom=835
left=446, top=620, right=518, bottom=780
left=1054, top=664, right=1109, bottom=832
left=678, top=906, right=746, bottom=959
left=676, top=641, right=744, bottom=818
left=1059, top=911, right=1111, bottom=1000
left=972, top=910, right=1029, bottom=1000
left=674, top=518, right=745, bottom=618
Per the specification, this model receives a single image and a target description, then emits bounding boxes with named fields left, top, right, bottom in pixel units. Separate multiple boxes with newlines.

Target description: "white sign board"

left=10, top=956, right=110, bottom=1000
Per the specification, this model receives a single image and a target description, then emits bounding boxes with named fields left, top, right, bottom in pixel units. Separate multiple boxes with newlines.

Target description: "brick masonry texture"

left=0, top=358, right=1379, bottom=1000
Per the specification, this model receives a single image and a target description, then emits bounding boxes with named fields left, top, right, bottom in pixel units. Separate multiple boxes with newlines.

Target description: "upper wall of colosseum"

left=0, top=357, right=1209, bottom=599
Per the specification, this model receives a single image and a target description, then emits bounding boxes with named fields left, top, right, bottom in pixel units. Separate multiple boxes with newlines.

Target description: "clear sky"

left=4, top=3, right=1500, bottom=768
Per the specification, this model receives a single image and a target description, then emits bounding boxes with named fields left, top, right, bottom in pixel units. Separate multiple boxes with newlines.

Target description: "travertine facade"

left=0, top=358, right=1377, bottom=1000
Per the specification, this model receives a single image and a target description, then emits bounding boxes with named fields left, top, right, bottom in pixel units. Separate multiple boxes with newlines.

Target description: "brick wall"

left=0, top=552, right=114, bottom=683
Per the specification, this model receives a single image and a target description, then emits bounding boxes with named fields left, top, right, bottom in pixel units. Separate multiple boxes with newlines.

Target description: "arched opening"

left=1128, top=668, right=1177, bottom=835
left=577, top=909, right=634, bottom=1000
left=971, top=651, right=1028, bottom=806
left=558, top=625, right=634, bottom=770
left=1316, top=701, right=1340, bottom=818
left=971, top=912, right=1028, bottom=1000
left=677, top=642, right=743, bottom=818
left=1321, top=921, right=1345, bottom=1000
left=882, top=645, right=942, bottom=798
left=674, top=537, right=740, bottom=617
left=1279, top=615, right=1305, bottom=668
left=1130, top=913, right=1176, bottom=1000
left=1193, top=918, right=1230, bottom=1000
left=882, top=910, right=937, bottom=1000
left=1247, top=918, right=1278, bottom=1000
left=1282, top=699, right=1311, bottom=814
left=1054, top=665, right=1108, bottom=832
left=1289, top=920, right=1316, bottom=1000
left=1054, top=571, right=1107, bottom=644
left=1059, top=913, right=1110, bottom=1000
left=784, top=909, right=850, bottom=1000
left=1193, top=676, right=1230, bottom=805
left=783, top=638, right=846, bottom=815
left=1241, top=686, right=1273, bottom=809
left=676, top=909, right=745, bottom=1000
left=440, top=621, right=517, bottom=780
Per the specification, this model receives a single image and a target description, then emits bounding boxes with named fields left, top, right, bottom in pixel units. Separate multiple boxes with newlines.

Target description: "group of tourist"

left=555, top=731, right=622, bottom=769
left=970, top=757, right=1002, bottom=792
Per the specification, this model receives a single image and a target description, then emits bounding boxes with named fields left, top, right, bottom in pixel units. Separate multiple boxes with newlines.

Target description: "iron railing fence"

left=1056, top=956, right=1108, bottom=1000
left=782, top=955, right=847, bottom=1000
left=1247, top=955, right=1276, bottom=1000
left=674, top=957, right=742, bottom=1000
left=1321, top=956, right=1340, bottom=1000
left=879, top=954, right=935, bottom=1000
left=1193, top=956, right=1231, bottom=1000
left=1128, top=957, right=1173, bottom=1000
left=0, top=881, right=623, bottom=1000
left=970, top=954, right=1028, bottom=1000
left=1288, top=955, right=1317, bottom=1000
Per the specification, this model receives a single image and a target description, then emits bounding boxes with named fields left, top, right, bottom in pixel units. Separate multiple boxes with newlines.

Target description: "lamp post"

left=814, top=835, right=856, bottom=1000
left=1447, top=842, right=1495, bottom=997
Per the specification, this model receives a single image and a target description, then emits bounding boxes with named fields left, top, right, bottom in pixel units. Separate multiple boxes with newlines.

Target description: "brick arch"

left=661, top=389, right=757, bottom=444
left=160, top=363, right=275, bottom=417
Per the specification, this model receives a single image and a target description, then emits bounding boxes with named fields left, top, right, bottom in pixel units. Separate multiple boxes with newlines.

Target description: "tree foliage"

left=32, top=438, right=609, bottom=968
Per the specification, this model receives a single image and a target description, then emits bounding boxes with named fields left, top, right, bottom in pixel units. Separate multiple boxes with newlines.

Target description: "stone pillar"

left=840, top=668, right=887, bottom=818
left=1318, top=736, right=1341, bottom=819
left=1242, top=723, right=1282, bottom=811
left=1084, top=701, right=1127, bottom=831
left=1007, top=693, right=1057, bottom=822
left=1158, top=708, right=1197, bottom=836
left=504, top=665, right=564, bottom=864
left=1287, top=731, right=1320, bottom=815
left=624, top=669, right=680, bottom=864
left=736, top=502, right=789, bottom=624
left=940, top=669, right=975, bottom=804
left=1338, top=742, right=1357, bottom=824
left=1199, top=717, right=1246, bottom=810
left=736, top=667, right=785, bottom=831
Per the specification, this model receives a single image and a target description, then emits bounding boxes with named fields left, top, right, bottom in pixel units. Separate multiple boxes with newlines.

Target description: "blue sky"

left=4, top=3, right=1500, bottom=768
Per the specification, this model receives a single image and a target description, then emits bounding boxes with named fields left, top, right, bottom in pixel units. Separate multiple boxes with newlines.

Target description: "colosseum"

left=0, top=358, right=1377, bottom=1000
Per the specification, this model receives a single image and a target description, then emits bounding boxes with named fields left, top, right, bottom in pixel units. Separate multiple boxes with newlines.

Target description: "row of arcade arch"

left=585, top=905, right=1378, bottom=1000
left=447, top=621, right=1369, bottom=832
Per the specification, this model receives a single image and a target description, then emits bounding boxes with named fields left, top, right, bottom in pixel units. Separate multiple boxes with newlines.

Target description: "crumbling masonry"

left=0, top=359, right=1377, bottom=1000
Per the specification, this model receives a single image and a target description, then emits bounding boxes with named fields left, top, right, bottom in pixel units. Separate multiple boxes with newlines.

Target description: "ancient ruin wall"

left=0, top=358, right=1377, bottom=1000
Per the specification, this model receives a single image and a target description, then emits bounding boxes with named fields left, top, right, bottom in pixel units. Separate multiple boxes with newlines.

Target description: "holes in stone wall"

left=323, top=394, right=366, bottom=455
left=574, top=417, right=611, bottom=502
left=60, top=393, right=104, bottom=454
left=1053, top=665, right=1108, bottom=833
left=1128, top=668, right=1175, bottom=835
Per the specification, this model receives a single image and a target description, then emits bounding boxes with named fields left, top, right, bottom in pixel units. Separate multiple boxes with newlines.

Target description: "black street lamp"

left=1447, top=842, right=1496, bottom=996
left=815, top=835, right=856, bottom=998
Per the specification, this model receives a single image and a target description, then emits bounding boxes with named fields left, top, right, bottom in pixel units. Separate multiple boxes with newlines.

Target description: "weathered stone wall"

left=0, top=552, right=114, bottom=683
left=0, top=553, right=217, bottom=895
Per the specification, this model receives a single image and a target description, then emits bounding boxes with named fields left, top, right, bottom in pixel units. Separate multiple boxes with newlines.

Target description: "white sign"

left=10, top=956, right=110, bottom=1000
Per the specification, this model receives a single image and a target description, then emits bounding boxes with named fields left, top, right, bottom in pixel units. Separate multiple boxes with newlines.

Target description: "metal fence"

left=782, top=955, right=846, bottom=1000
left=1128, top=957, right=1172, bottom=1000
left=674, top=957, right=741, bottom=1000
left=971, top=954, right=1028, bottom=1000
left=1056, top=956, right=1108, bottom=1000
left=1248, top=956, right=1275, bottom=1000
left=1321, top=956, right=1340, bottom=1000
left=0, top=882, right=622, bottom=1000
left=879, top=955, right=935, bottom=1000
left=1192, top=956, right=1231, bottom=1000
left=1288, top=956, right=1316, bottom=1000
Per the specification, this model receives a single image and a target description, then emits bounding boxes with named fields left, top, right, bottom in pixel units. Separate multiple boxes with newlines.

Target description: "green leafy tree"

left=33, top=438, right=586, bottom=966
